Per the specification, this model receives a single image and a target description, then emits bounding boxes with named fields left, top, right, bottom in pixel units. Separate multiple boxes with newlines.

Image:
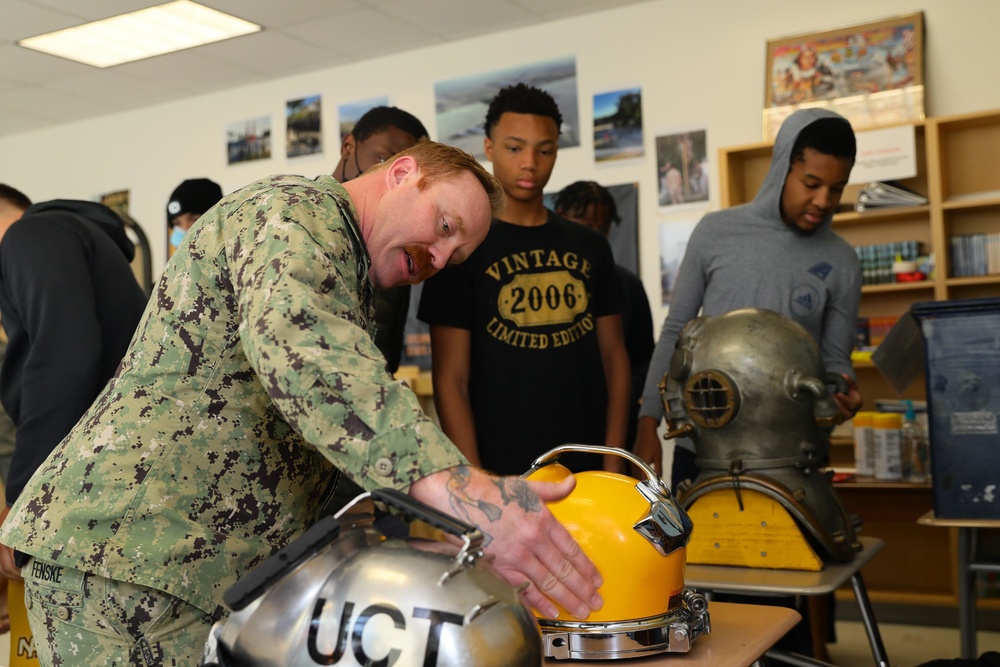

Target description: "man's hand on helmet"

left=409, top=465, right=603, bottom=620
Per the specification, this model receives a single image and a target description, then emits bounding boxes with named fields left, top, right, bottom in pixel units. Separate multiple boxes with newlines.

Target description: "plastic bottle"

left=852, top=411, right=877, bottom=477
left=873, top=412, right=903, bottom=481
left=901, top=401, right=929, bottom=482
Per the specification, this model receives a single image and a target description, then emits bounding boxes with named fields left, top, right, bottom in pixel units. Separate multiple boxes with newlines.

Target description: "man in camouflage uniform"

left=0, top=140, right=604, bottom=666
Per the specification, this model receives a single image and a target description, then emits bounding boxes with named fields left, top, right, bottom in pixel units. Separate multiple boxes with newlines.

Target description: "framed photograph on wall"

left=434, top=56, right=580, bottom=161
left=286, top=95, right=322, bottom=159
left=655, top=129, right=709, bottom=208
left=593, top=87, right=643, bottom=163
left=226, top=116, right=271, bottom=164
left=658, top=219, right=698, bottom=308
left=764, top=12, right=924, bottom=141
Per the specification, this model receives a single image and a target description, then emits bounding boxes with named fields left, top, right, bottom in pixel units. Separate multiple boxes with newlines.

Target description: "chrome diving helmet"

left=524, top=445, right=709, bottom=660
left=200, top=488, right=542, bottom=667
left=661, top=308, right=861, bottom=561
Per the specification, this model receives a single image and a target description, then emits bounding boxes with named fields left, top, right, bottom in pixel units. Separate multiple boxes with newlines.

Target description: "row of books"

left=855, top=240, right=922, bottom=285
left=854, top=181, right=929, bottom=212
left=855, top=315, right=900, bottom=349
left=950, top=232, right=1000, bottom=277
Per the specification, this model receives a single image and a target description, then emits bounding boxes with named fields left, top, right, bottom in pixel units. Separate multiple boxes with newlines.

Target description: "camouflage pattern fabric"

left=22, top=557, right=214, bottom=667
left=0, top=175, right=465, bottom=620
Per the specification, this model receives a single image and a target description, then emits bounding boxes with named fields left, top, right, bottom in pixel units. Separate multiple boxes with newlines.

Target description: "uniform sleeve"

left=225, top=189, right=465, bottom=492
left=1, top=223, right=105, bottom=503
left=637, top=220, right=711, bottom=420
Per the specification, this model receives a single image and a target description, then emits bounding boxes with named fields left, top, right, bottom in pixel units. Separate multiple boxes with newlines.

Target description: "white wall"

left=2, top=0, right=999, bottom=327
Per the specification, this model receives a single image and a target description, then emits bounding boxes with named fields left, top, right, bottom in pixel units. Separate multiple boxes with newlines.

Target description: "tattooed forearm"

left=446, top=465, right=502, bottom=523
left=492, top=477, right=542, bottom=513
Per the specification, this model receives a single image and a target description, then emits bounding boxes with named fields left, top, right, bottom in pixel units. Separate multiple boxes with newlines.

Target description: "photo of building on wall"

left=593, top=87, right=644, bottom=162
left=227, top=115, right=271, bottom=164
left=655, top=129, right=709, bottom=207
left=286, top=95, right=322, bottom=159
left=435, top=56, right=580, bottom=161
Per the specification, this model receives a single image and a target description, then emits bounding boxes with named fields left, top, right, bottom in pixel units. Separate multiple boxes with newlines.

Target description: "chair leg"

left=807, top=595, right=832, bottom=662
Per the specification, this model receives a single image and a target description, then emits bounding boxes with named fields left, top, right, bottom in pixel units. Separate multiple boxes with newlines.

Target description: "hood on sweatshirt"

left=748, top=108, right=854, bottom=233
left=22, top=199, right=135, bottom=262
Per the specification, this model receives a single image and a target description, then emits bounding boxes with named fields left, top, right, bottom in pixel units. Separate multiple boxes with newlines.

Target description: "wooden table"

left=918, top=511, right=1000, bottom=659
left=545, top=601, right=800, bottom=667
left=684, top=536, right=888, bottom=667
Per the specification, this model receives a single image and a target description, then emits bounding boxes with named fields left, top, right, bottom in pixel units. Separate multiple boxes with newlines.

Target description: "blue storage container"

left=911, top=297, right=1000, bottom=519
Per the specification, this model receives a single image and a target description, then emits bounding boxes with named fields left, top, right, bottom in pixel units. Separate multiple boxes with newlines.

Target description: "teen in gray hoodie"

left=634, top=108, right=863, bottom=488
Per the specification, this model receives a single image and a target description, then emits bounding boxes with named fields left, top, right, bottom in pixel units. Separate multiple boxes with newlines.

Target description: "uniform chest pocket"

left=23, top=558, right=86, bottom=609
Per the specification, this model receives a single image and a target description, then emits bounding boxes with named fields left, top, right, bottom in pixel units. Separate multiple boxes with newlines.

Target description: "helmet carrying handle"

left=365, top=488, right=485, bottom=555
left=527, top=444, right=674, bottom=500
left=528, top=445, right=693, bottom=557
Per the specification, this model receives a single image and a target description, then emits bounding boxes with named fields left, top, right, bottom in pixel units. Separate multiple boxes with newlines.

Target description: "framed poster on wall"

left=764, top=12, right=924, bottom=141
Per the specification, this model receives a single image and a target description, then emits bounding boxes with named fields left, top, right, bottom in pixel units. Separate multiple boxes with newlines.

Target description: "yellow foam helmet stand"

left=684, top=488, right=823, bottom=571
left=9, top=579, right=40, bottom=666
left=527, top=463, right=687, bottom=621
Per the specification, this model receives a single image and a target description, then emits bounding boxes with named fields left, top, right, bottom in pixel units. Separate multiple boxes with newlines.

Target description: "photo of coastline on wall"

left=286, top=95, right=322, bottom=159
left=339, top=95, right=390, bottom=141
left=435, top=56, right=580, bottom=161
left=227, top=115, right=271, bottom=165
left=593, top=87, right=644, bottom=162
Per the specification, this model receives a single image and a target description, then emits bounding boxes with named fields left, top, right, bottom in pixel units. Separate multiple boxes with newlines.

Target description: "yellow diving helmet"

left=524, top=445, right=710, bottom=660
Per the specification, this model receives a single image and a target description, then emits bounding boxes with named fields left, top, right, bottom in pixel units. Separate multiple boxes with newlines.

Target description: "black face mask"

left=337, top=135, right=365, bottom=183
left=350, top=146, right=365, bottom=181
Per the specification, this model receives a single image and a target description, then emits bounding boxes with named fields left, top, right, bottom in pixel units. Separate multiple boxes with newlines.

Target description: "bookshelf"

left=717, top=107, right=1000, bottom=610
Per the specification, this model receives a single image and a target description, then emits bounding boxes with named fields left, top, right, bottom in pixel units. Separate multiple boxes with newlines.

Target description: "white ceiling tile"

left=196, top=29, right=350, bottom=75
left=0, top=0, right=651, bottom=139
left=510, top=0, right=648, bottom=20
left=112, top=48, right=265, bottom=94
left=0, top=0, right=84, bottom=40
left=0, top=43, right=98, bottom=84
left=284, top=7, right=438, bottom=60
left=199, top=0, right=363, bottom=29
left=0, top=85, right=118, bottom=120
left=21, top=0, right=167, bottom=21
left=41, top=70, right=181, bottom=108
left=376, top=0, right=535, bottom=39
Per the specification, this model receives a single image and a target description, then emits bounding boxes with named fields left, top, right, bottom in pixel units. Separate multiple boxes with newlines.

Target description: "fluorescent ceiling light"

left=17, top=1, right=261, bottom=68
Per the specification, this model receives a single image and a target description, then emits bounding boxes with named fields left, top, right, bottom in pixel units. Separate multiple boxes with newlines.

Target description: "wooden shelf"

left=946, top=274, right=1000, bottom=287
left=833, top=205, right=931, bottom=225
left=942, top=192, right=1000, bottom=210
left=861, top=280, right=936, bottom=294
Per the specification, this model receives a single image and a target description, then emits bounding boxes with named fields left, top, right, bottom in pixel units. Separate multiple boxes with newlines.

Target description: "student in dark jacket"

left=554, top=180, right=654, bottom=451
left=0, top=185, right=148, bottom=509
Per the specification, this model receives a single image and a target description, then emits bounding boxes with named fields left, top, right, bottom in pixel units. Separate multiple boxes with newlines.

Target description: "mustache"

left=404, top=244, right=436, bottom=284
